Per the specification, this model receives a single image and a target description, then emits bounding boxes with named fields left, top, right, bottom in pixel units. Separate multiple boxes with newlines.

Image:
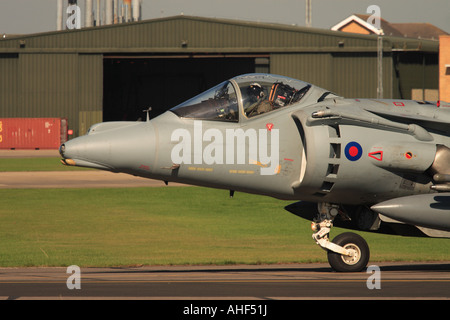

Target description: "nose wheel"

left=327, top=232, right=370, bottom=272
left=312, top=203, right=370, bottom=272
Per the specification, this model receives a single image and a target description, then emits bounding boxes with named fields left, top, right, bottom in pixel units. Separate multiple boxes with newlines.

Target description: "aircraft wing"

left=364, top=106, right=450, bottom=133
left=298, top=104, right=434, bottom=142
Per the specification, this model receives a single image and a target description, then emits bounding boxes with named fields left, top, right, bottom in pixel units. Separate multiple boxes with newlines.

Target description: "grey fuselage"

left=60, top=73, right=450, bottom=231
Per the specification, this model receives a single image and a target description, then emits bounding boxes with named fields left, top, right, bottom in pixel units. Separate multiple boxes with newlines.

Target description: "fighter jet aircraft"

left=60, top=73, right=450, bottom=272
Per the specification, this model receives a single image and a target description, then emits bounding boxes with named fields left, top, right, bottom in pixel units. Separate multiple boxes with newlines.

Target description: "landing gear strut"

left=312, top=203, right=370, bottom=272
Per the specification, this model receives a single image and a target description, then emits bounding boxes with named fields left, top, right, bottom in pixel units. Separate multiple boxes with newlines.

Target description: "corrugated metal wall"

left=0, top=53, right=102, bottom=137
left=18, top=53, right=78, bottom=117
left=270, top=52, right=393, bottom=98
left=0, top=54, right=19, bottom=115
left=0, top=16, right=381, bottom=52
left=77, top=54, right=103, bottom=136
left=331, top=52, right=392, bottom=98
left=271, top=53, right=333, bottom=90
left=392, top=52, right=439, bottom=99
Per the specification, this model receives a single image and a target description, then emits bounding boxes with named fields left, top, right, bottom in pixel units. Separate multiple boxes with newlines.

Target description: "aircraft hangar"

left=0, top=15, right=439, bottom=137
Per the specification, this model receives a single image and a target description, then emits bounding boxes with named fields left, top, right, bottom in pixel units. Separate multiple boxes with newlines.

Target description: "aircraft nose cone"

left=59, top=122, right=156, bottom=172
left=59, top=134, right=87, bottom=161
left=59, top=143, right=75, bottom=165
left=59, top=136, right=94, bottom=167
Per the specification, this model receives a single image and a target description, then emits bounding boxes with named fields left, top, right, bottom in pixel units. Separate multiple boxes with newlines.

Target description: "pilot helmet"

left=247, top=83, right=264, bottom=101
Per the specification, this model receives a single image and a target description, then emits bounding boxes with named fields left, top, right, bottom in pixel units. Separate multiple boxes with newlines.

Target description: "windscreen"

left=170, top=81, right=239, bottom=122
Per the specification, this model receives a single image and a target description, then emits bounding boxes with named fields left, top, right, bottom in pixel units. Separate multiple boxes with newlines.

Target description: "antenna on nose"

left=143, top=107, right=152, bottom=122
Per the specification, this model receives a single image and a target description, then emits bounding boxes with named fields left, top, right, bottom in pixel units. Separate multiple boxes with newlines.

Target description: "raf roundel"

left=344, top=142, right=363, bottom=161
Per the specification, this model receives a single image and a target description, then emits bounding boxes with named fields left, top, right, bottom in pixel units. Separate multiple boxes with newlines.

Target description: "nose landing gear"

left=312, top=203, right=370, bottom=272
left=326, top=232, right=370, bottom=272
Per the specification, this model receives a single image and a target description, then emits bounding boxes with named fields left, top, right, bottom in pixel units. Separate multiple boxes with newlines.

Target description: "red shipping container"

left=0, top=118, right=68, bottom=150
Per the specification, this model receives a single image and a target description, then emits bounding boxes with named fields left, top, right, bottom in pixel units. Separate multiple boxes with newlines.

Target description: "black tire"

left=327, top=232, right=370, bottom=272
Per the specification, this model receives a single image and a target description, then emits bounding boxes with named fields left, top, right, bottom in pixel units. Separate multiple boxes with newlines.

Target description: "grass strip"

left=0, top=187, right=448, bottom=267
left=0, top=157, right=90, bottom=172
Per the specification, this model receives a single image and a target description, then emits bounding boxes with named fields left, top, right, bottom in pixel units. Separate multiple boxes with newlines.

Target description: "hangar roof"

left=0, top=15, right=439, bottom=54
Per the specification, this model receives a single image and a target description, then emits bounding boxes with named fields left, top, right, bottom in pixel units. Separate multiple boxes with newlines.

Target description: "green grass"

left=0, top=187, right=448, bottom=267
left=0, top=157, right=90, bottom=172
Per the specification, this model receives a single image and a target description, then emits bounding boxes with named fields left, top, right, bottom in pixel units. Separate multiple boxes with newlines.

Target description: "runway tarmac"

left=0, top=149, right=186, bottom=188
left=0, top=171, right=187, bottom=189
left=0, top=150, right=185, bottom=189
left=0, top=262, right=449, bottom=301
left=0, top=150, right=60, bottom=158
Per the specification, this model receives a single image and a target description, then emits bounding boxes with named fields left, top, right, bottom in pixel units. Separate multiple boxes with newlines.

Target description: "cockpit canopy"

left=170, top=74, right=312, bottom=122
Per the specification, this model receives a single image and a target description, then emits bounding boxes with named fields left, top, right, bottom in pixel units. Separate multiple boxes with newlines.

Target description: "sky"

left=0, top=0, right=449, bottom=35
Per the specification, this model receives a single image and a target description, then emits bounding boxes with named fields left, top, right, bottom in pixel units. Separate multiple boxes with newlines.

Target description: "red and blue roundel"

left=345, top=142, right=363, bottom=161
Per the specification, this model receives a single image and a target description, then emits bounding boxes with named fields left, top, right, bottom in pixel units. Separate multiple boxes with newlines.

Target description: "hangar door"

left=103, top=56, right=263, bottom=122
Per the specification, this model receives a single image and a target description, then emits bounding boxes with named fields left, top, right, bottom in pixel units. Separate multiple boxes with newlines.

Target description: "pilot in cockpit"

left=244, top=83, right=273, bottom=117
